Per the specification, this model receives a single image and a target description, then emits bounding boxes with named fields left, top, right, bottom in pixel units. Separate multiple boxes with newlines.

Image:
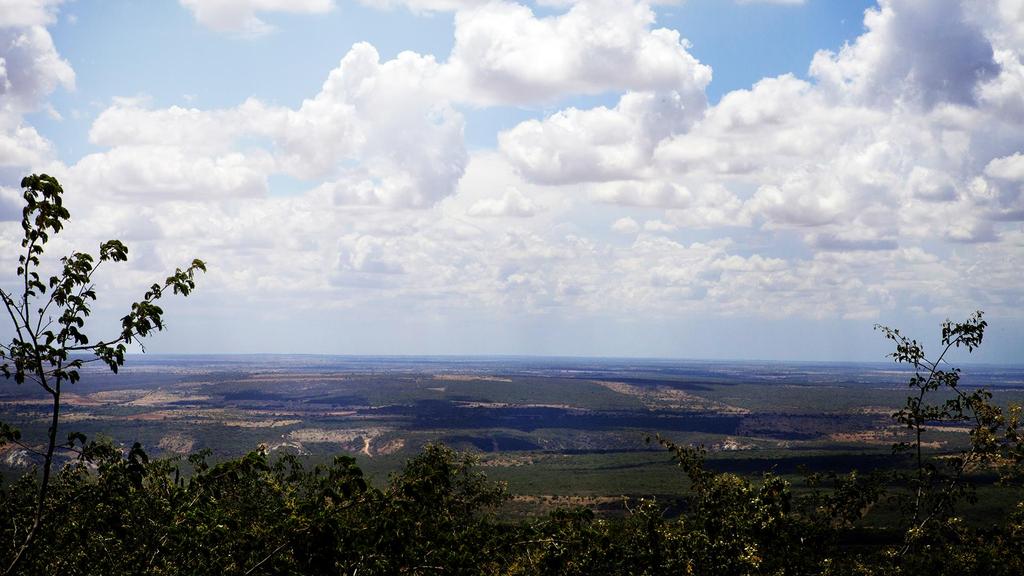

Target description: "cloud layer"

left=0, top=0, right=1021, bottom=357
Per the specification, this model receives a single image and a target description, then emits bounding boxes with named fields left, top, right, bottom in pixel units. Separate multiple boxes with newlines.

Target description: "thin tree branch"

left=244, top=542, right=289, bottom=575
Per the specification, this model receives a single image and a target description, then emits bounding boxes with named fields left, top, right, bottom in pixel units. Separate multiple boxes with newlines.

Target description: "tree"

left=0, top=174, right=205, bottom=574
left=875, top=311, right=1024, bottom=571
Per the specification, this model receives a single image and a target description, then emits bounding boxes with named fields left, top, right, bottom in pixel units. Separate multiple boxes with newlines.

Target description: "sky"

left=0, top=0, right=1022, bottom=362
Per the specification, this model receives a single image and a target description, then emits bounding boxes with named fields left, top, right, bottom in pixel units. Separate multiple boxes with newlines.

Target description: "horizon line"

left=112, top=352, right=1024, bottom=368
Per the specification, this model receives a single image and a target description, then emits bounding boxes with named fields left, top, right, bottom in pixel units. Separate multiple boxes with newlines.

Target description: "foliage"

left=0, top=442, right=510, bottom=575
left=871, top=311, right=1024, bottom=574
left=0, top=174, right=205, bottom=574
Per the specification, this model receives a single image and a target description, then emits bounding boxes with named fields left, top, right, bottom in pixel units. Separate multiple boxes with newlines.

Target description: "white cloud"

left=278, top=44, right=466, bottom=207
left=362, top=0, right=687, bottom=11
left=986, top=152, right=1024, bottom=181
left=746, top=174, right=852, bottom=229
left=653, top=74, right=880, bottom=181
left=5, top=0, right=1024, bottom=341
left=72, top=43, right=467, bottom=208
left=979, top=155, right=1024, bottom=221
left=0, top=25, right=74, bottom=111
left=0, top=120, right=52, bottom=169
left=467, top=187, right=537, bottom=217
left=500, top=90, right=702, bottom=184
left=978, top=49, right=1024, bottom=121
left=906, top=166, right=957, bottom=202
left=610, top=217, right=639, bottom=234
left=806, top=230, right=898, bottom=252
left=443, top=0, right=711, bottom=105
left=72, top=98, right=278, bottom=200
left=89, top=99, right=271, bottom=153
left=179, top=0, right=334, bottom=36
left=589, top=180, right=748, bottom=228
left=168, top=0, right=717, bottom=183
left=341, top=235, right=406, bottom=275
left=591, top=180, right=693, bottom=208
left=496, top=0, right=1024, bottom=255
left=970, top=0, right=1024, bottom=54
left=0, top=5, right=72, bottom=175
left=358, top=0, right=489, bottom=12
left=643, top=219, right=675, bottom=233
left=809, top=0, right=998, bottom=108
left=72, top=146, right=273, bottom=200
left=0, top=0, right=63, bottom=28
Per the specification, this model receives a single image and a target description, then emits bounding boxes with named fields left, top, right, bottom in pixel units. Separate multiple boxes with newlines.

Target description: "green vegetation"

left=0, top=174, right=205, bottom=574
left=0, top=415, right=1022, bottom=574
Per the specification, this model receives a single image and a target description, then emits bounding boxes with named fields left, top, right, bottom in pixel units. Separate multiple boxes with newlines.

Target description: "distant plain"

left=3, top=356, right=1023, bottom=517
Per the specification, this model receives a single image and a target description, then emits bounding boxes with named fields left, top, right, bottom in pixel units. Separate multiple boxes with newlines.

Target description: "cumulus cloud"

left=611, top=217, right=639, bottom=234
left=809, top=0, right=998, bottom=108
left=5, top=0, right=1024, bottom=339
left=976, top=0, right=1024, bottom=54
left=747, top=174, right=852, bottom=229
left=643, top=219, right=675, bottom=233
left=340, top=235, right=406, bottom=275
left=81, top=0, right=712, bottom=206
left=72, top=146, right=274, bottom=200
left=179, top=0, right=334, bottom=36
left=88, top=98, right=271, bottom=153
left=0, top=4, right=73, bottom=176
left=986, top=152, right=1024, bottom=181
left=0, top=0, right=64, bottom=28
left=71, top=43, right=466, bottom=207
left=806, top=230, right=898, bottom=252
left=444, top=0, right=711, bottom=105
left=279, top=44, right=466, bottom=207
left=467, top=187, right=537, bottom=217
left=500, top=90, right=702, bottom=184
left=71, top=98, right=277, bottom=200
left=591, top=180, right=693, bottom=208
left=0, top=26, right=74, bottom=112
left=0, top=120, right=52, bottom=169
left=360, top=0, right=693, bottom=12
left=906, top=166, right=957, bottom=202
left=978, top=154, right=1024, bottom=221
left=652, top=74, right=878, bottom=180
left=358, top=0, right=489, bottom=12
left=978, top=49, right=1024, bottom=121
left=496, top=0, right=1024, bottom=254
left=589, top=180, right=748, bottom=228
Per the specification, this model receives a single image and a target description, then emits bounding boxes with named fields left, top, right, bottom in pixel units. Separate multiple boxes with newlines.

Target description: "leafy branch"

left=875, top=311, right=1024, bottom=559
left=0, top=174, right=205, bottom=574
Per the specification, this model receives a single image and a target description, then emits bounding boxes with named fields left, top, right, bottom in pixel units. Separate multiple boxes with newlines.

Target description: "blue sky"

left=0, top=0, right=1022, bottom=362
